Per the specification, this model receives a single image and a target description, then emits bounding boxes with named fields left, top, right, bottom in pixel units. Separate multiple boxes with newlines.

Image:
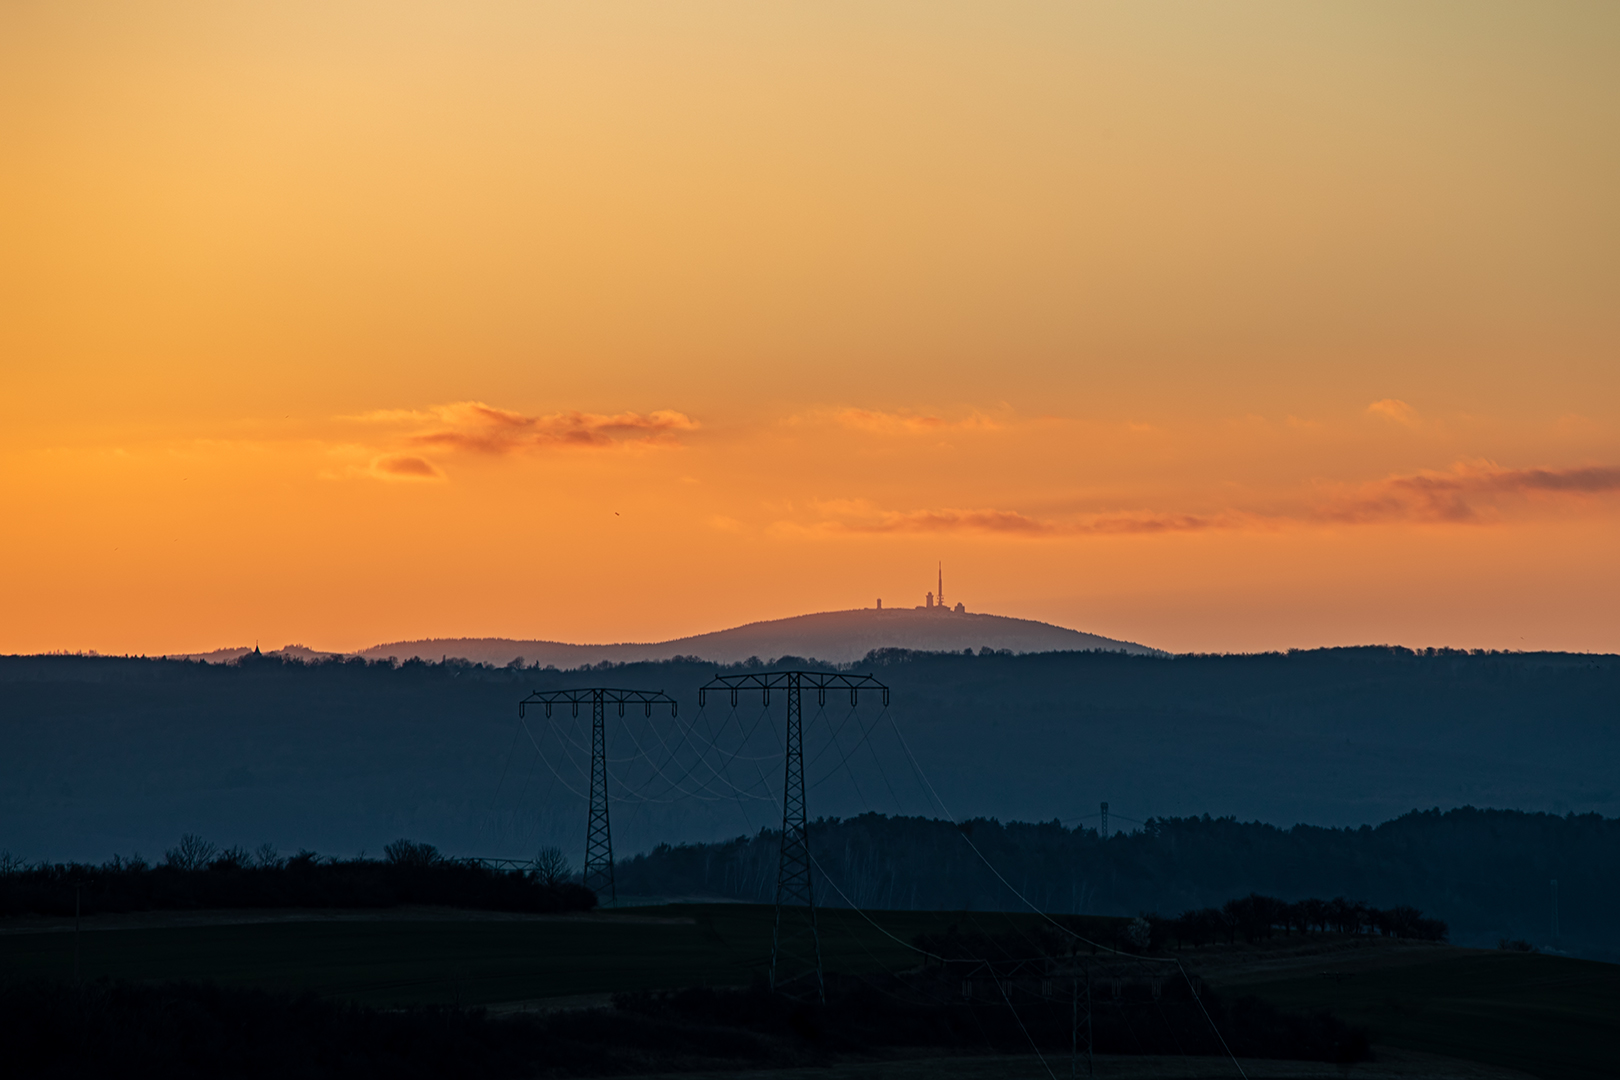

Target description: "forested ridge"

left=3, top=646, right=1616, bottom=962
left=617, top=808, right=1618, bottom=960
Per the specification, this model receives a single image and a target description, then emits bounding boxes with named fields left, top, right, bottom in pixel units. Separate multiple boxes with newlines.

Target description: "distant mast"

left=938, top=562, right=944, bottom=609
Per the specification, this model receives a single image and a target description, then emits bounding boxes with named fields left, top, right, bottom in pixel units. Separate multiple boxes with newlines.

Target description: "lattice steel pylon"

left=773, top=671, right=818, bottom=997
left=1072, top=960, right=1093, bottom=1079
left=518, top=687, right=678, bottom=907
left=585, top=691, right=614, bottom=901
left=699, top=669, right=890, bottom=1000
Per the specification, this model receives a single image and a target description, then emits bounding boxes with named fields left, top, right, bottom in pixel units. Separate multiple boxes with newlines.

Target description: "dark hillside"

left=2, top=647, right=1616, bottom=927
left=356, top=607, right=1155, bottom=666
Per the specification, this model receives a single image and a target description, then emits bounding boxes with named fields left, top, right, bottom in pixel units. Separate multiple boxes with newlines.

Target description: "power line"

left=882, top=711, right=1248, bottom=1080
left=502, top=674, right=1245, bottom=1078
left=520, top=717, right=587, bottom=800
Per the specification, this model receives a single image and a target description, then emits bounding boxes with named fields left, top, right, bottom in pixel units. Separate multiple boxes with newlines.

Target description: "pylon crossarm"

left=520, top=688, right=677, bottom=719
left=698, top=670, right=889, bottom=708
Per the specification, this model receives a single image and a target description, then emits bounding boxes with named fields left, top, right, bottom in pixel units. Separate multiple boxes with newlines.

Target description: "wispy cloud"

left=334, top=401, right=699, bottom=480
left=811, top=505, right=1235, bottom=537
left=369, top=454, right=443, bottom=481
left=795, top=461, right=1620, bottom=539
left=1072, top=513, right=1231, bottom=534
left=1366, top=398, right=1419, bottom=426
left=832, top=507, right=1055, bottom=534
left=1318, top=461, right=1620, bottom=524
left=393, top=402, right=699, bottom=454
left=830, top=408, right=1004, bottom=435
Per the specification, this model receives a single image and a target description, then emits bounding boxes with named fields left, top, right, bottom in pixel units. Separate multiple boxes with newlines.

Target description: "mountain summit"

left=359, top=608, right=1156, bottom=667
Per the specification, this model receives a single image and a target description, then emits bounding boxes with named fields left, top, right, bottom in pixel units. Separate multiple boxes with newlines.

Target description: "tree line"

left=0, top=836, right=595, bottom=918
left=616, top=806, right=1607, bottom=956
left=1153, top=893, right=1447, bottom=947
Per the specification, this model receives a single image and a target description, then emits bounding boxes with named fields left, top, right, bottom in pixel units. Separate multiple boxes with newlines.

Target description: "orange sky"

left=2, top=1, right=1618, bottom=656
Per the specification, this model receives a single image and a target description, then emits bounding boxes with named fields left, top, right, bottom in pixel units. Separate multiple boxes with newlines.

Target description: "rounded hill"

left=360, top=608, right=1156, bottom=667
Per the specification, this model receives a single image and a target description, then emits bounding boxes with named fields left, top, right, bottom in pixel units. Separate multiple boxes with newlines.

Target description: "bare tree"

left=215, top=845, right=251, bottom=869
left=383, top=839, right=441, bottom=868
left=165, top=834, right=217, bottom=872
left=532, top=845, right=572, bottom=886
left=254, top=843, right=282, bottom=869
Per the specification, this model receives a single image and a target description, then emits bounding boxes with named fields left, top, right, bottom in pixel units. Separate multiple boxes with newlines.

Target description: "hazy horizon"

left=27, top=603, right=1620, bottom=663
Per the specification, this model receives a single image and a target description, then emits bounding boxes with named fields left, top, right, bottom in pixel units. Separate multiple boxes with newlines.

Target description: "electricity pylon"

left=518, top=687, right=678, bottom=904
left=699, top=670, right=890, bottom=1000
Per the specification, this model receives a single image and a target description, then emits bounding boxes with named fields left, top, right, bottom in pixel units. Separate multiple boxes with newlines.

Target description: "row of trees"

left=1156, top=893, right=1447, bottom=947
left=0, top=836, right=595, bottom=918
left=905, top=893, right=1446, bottom=968
left=616, top=807, right=1591, bottom=952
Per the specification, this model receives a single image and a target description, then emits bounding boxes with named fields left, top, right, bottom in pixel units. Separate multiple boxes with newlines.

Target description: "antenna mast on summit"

left=938, top=562, right=944, bottom=607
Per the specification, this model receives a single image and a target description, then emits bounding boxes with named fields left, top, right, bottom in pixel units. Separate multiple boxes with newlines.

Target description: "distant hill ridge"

left=180, top=609, right=1157, bottom=666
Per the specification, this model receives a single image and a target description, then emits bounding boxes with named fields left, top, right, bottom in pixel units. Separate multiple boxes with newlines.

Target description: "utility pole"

left=1551, top=878, right=1560, bottom=946
left=700, top=669, right=890, bottom=1000
left=1100, top=802, right=1108, bottom=841
left=518, top=687, right=678, bottom=907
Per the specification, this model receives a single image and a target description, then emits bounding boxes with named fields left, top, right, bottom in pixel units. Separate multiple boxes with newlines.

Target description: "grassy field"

left=608, top=1052, right=1537, bottom=1080
left=1218, top=948, right=1619, bottom=1080
left=0, top=904, right=1051, bottom=1006
left=5, top=904, right=1616, bottom=1078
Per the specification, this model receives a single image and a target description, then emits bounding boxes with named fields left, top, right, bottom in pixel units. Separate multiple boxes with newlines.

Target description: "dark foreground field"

left=3, top=903, right=1615, bottom=1078
left=3, top=904, right=965, bottom=1005
left=1211, top=940, right=1619, bottom=1080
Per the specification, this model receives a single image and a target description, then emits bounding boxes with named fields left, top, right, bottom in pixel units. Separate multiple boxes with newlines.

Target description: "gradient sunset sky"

left=3, top=2, right=1617, bottom=656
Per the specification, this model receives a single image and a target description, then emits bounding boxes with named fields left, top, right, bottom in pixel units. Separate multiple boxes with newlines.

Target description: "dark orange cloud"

left=807, top=462, right=1620, bottom=538
left=1074, top=513, right=1230, bottom=534
left=818, top=507, right=1232, bottom=536
left=1319, top=462, right=1620, bottom=524
left=370, top=454, right=442, bottom=480
left=402, top=402, right=700, bottom=454
left=329, top=402, right=699, bottom=483
left=835, top=508, right=1055, bottom=534
left=1488, top=465, right=1620, bottom=493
